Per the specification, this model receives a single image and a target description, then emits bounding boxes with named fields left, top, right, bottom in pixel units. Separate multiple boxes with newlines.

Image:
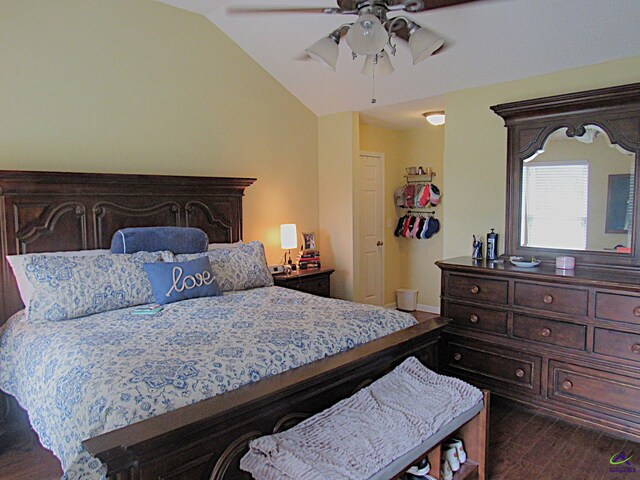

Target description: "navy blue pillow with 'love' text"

left=143, top=256, right=222, bottom=305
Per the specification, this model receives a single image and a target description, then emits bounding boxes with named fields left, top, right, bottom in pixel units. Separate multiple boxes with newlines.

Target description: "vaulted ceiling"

left=157, top=0, right=640, bottom=128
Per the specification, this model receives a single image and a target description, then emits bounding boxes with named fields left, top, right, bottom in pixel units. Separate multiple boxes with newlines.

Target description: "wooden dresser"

left=273, top=268, right=334, bottom=297
left=437, top=257, right=640, bottom=441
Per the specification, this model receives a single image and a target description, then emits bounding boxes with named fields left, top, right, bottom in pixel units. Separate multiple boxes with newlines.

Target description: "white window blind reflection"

left=521, top=162, right=589, bottom=249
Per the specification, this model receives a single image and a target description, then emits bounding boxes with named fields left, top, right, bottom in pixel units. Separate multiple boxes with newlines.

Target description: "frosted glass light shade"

left=409, top=27, right=444, bottom=64
left=305, top=37, right=339, bottom=71
left=361, top=51, right=394, bottom=77
left=346, top=14, right=388, bottom=55
left=424, top=111, right=445, bottom=126
left=280, top=224, right=298, bottom=249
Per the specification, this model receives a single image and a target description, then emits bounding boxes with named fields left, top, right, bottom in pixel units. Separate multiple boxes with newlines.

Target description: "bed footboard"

left=84, top=318, right=447, bottom=480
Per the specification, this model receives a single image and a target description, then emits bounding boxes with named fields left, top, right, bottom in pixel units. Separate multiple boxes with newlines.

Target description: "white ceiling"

left=158, top=0, right=640, bottom=129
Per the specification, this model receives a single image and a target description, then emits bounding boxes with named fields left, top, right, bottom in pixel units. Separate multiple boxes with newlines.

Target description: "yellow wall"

left=0, top=0, right=319, bottom=263
left=443, top=56, right=640, bottom=260
left=360, top=123, right=445, bottom=309
left=318, top=112, right=359, bottom=300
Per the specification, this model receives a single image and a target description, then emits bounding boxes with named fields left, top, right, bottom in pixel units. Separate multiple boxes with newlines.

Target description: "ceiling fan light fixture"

left=361, top=51, right=394, bottom=77
left=409, top=26, right=444, bottom=65
left=305, top=35, right=340, bottom=71
left=346, top=13, right=389, bottom=55
left=423, top=111, right=445, bottom=126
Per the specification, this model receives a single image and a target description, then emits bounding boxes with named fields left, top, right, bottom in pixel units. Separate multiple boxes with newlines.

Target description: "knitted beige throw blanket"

left=240, top=357, right=482, bottom=480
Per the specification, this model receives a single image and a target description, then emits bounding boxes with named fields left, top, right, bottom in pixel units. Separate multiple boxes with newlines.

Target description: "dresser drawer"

left=513, top=314, right=586, bottom=351
left=447, top=275, right=508, bottom=304
left=445, top=338, right=541, bottom=395
left=594, top=328, right=640, bottom=363
left=549, top=361, right=640, bottom=422
left=297, top=276, right=330, bottom=297
left=446, top=302, right=507, bottom=335
left=595, top=293, right=640, bottom=325
left=513, top=282, right=588, bottom=316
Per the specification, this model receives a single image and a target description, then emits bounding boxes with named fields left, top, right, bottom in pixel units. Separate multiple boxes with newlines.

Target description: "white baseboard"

left=384, top=302, right=440, bottom=314
left=417, top=303, right=440, bottom=314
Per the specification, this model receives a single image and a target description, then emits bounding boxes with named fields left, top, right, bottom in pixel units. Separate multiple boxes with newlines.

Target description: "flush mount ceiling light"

left=228, top=1, right=476, bottom=102
left=424, top=111, right=445, bottom=125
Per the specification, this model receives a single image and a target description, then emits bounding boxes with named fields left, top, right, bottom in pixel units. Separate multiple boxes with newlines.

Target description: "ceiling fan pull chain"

left=371, top=56, right=377, bottom=104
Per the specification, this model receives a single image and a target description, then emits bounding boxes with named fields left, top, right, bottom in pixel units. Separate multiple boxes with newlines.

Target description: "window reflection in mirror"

left=520, top=126, right=635, bottom=253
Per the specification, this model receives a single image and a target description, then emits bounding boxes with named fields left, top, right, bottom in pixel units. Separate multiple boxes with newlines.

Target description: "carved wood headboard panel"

left=0, top=170, right=255, bottom=324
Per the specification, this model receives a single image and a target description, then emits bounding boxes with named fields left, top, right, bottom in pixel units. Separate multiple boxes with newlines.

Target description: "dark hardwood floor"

left=489, top=396, right=640, bottom=480
left=0, top=425, right=63, bottom=480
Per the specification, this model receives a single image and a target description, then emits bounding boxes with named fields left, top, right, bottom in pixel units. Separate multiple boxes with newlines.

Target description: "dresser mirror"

left=492, top=83, right=640, bottom=268
left=520, top=125, right=635, bottom=252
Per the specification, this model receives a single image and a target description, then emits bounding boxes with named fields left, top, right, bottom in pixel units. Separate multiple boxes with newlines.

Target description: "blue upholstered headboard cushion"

left=111, top=227, right=209, bottom=255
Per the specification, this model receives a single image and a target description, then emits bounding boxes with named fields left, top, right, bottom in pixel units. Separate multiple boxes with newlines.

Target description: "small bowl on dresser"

left=509, top=256, right=541, bottom=268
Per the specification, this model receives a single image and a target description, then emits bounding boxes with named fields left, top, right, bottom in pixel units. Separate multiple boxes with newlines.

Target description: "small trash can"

left=396, top=288, right=418, bottom=312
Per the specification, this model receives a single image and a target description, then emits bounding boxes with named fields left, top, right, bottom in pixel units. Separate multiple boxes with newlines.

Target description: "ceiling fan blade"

left=226, top=6, right=347, bottom=15
left=396, top=0, right=484, bottom=13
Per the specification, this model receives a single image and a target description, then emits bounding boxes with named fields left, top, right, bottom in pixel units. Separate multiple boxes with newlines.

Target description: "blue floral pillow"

left=176, top=241, right=273, bottom=292
left=24, top=251, right=167, bottom=322
left=143, top=257, right=222, bottom=305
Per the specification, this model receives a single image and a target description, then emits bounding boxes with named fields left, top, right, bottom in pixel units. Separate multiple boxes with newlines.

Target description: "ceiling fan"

left=228, top=1, right=479, bottom=82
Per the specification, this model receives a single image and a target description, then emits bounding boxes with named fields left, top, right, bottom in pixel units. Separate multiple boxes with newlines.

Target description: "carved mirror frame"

left=491, top=82, right=640, bottom=269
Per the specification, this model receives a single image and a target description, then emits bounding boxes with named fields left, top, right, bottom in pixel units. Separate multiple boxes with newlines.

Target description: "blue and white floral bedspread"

left=0, top=286, right=416, bottom=479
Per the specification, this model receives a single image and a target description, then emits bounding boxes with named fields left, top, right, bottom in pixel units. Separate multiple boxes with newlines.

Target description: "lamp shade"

left=306, top=36, right=339, bottom=71
left=346, top=14, right=388, bottom=55
left=280, top=224, right=298, bottom=249
left=361, top=51, right=394, bottom=77
left=409, top=27, right=444, bottom=65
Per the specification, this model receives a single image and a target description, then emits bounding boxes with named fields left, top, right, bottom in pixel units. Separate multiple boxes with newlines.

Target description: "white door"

left=359, top=153, right=384, bottom=305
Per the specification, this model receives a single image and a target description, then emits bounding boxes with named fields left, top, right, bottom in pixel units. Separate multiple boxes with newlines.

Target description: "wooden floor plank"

left=524, top=418, right=577, bottom=468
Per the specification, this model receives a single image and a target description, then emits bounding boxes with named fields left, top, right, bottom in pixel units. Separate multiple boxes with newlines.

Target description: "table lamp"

left=280, top=224, right=297, bottom=268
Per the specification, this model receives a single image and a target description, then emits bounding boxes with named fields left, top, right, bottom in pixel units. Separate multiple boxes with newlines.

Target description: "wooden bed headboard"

left=0, top=170, right=255, bottom=324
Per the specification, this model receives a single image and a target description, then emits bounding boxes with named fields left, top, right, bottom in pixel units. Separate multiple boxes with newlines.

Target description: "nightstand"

left=272, top=267, right=334, bottom=298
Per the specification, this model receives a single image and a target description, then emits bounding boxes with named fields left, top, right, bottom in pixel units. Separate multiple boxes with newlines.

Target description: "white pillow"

left=208, top=241, right=244, bottom=250
left=7, top=249, right=111, bottom=307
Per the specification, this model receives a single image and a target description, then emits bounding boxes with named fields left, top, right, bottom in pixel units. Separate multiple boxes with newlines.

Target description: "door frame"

left=357, top=151, right=385, bottom=305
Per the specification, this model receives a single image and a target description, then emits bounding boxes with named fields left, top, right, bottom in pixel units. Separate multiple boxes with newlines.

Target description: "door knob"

left=377, top=241, right=384, bottom=246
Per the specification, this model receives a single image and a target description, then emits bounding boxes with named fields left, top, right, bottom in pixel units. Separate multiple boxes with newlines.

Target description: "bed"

left=0, top=170, right=446, bottom=480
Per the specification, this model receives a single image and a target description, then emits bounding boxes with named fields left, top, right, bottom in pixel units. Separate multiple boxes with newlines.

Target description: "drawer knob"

left=469, top=314, right=479, bottom=324
left=633, top=307, right=640, bottom=317
left=632, top=344, right=640, bottom=355
left=543, top=294, right=553, bottom=304
left=515, top=368, right=525, bottom=378
left=562, top=380, right=573, bottom=391
left=541, top=328, right=552, bottom=337
left=453, top=352, right=462, bottom=361
left=470, top=286, right=480, bottom=294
